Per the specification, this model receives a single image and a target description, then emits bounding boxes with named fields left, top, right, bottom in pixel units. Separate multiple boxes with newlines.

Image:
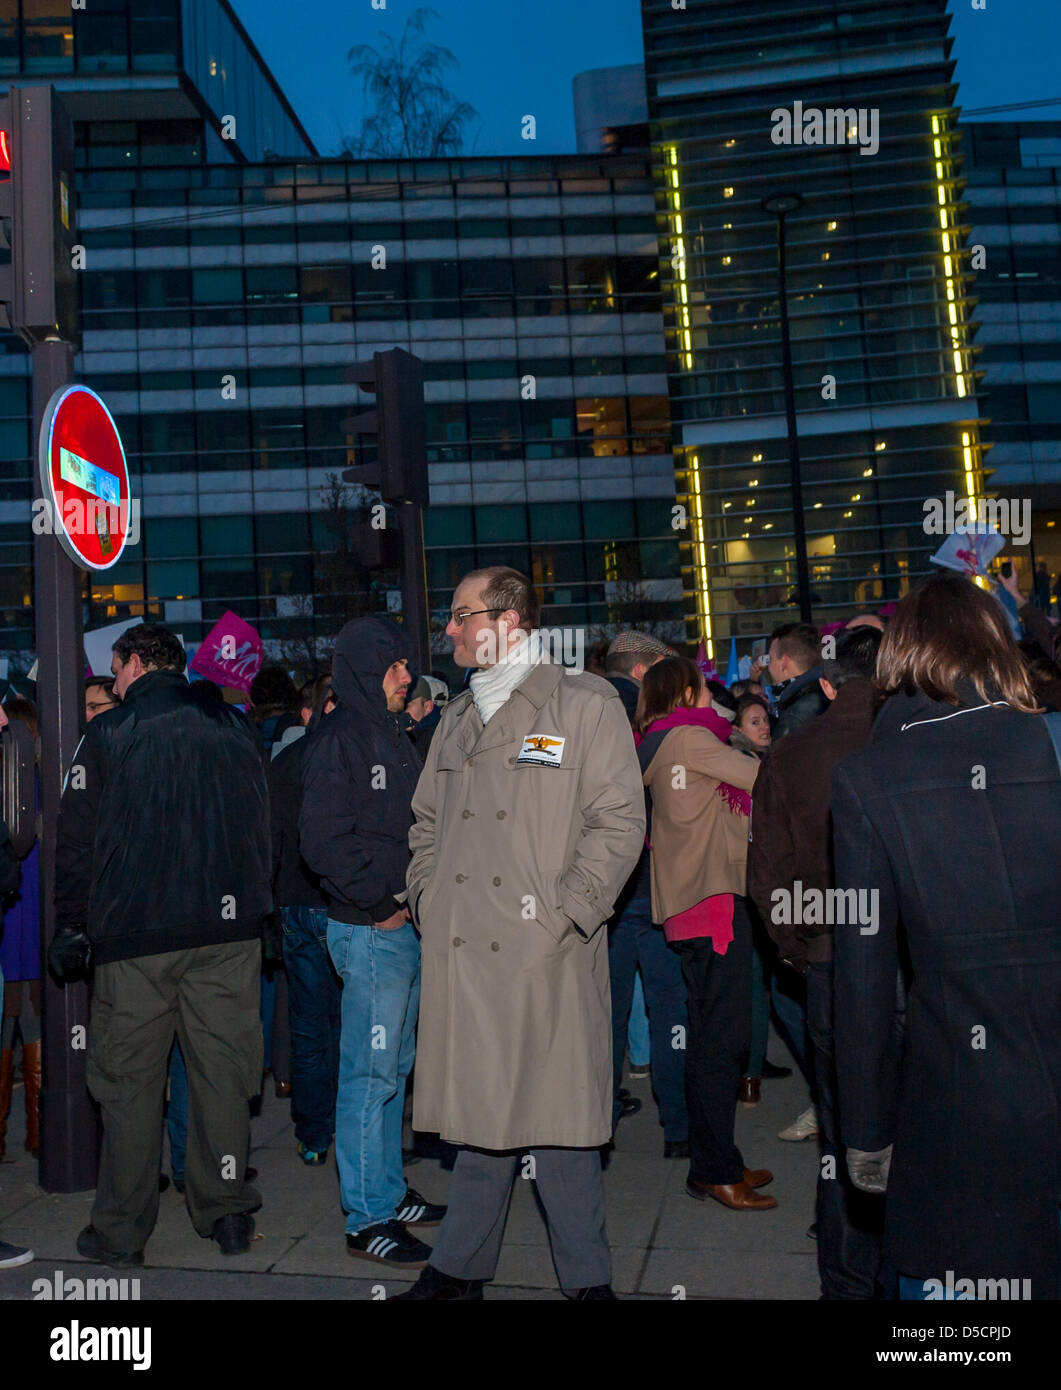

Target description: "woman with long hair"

left=832, top=571, right=1061, bottom=1299
left=635, top=657, right=776, bottom=1211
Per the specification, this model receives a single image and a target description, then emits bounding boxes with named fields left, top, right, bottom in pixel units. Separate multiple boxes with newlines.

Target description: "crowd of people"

left=0, top=560, right=1058, bottom=1301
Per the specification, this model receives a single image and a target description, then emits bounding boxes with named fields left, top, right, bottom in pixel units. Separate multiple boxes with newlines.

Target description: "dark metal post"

left=399, top=501, right=431, bottom=675
left=33, top=337, right=99, bottom=1192
left=763, top=192, right=813, bottom=625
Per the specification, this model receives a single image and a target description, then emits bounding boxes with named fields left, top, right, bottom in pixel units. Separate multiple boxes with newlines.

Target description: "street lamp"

left=761, top=191, right=812, bottom=623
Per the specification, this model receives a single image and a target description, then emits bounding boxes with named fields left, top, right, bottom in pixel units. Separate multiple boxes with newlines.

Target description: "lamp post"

left=761, top=191, right=812, bottom=623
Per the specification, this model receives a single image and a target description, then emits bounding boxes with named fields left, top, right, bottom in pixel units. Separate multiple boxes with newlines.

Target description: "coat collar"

left=450, top=661, right=566, bottom=759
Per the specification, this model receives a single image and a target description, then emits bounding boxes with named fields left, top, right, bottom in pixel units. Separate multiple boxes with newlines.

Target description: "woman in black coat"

left=831, top=572, right=1061, bottom=1300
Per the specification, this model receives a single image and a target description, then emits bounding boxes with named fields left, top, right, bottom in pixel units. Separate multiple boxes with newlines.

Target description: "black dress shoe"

left=391, top=1263, right=484, bottom=1298
left=211, top=1212, right=255, bottom=1255
left=761, top=1059, right=793, bottom=1079
left=76, top=1225, right=144, bottom=1269
left=663, top=1139, right=690, bottom=1160
left=570, top=1285, right=618, bottom=1300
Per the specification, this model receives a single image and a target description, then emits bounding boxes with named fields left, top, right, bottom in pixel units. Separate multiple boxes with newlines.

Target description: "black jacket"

left=772, top=664, right=828, bottom=740
left=832, top=690, right=1061, bottom=1296
left=55, top=668, right=272, bottom=966
left=748, top=678, right=878, bottom=969
left=299, top=616, right=422, bottom=925
left=269, top=729, right=326, bottom=910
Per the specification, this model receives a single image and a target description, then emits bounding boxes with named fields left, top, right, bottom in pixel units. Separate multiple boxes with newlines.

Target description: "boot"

left=22, top=1041, right=41, bottom=1157
left=0, top=1049, right=13, bottom=1161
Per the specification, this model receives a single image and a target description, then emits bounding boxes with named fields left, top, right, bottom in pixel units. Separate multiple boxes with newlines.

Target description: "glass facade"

left=641, top=0, right=986, bottom=652
left=963, top=120, right=1061, bottom=602
left=1, top=1, right=315, bottom=163
left=0, top=153, right=683, bottom=669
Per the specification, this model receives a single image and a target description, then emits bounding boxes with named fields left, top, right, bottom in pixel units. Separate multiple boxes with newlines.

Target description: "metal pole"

left=32, top=337, right=100, bottom=1192
left=775, top=211, right=813, bottom=624
left=399, top=500, right=431, bottom=676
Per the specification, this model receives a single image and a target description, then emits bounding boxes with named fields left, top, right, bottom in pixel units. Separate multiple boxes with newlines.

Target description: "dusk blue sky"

left=230, top=0, right=1061, bottom=157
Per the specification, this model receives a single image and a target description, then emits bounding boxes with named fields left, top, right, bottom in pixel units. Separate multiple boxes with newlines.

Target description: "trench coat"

left=407, top=661, right=645, bottom=1150
left=832, top=691, right=1061, bottom=1298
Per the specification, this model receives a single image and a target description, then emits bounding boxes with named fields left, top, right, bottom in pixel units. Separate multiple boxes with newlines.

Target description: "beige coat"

left=407, top=662, right=645, bottom=1149
left=642, top=725, right=759, bottom=924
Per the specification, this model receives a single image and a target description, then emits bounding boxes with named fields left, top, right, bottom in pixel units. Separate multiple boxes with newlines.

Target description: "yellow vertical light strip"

left=686, top=453, right=712, bottom=657
left=932, top=114, right=969, bottom=402
left=665, top=146, right=693, bottom=371
left=934, top=114, right=982, bottom=509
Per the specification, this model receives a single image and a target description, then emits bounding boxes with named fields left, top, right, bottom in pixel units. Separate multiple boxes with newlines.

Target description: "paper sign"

left=928, top=526, right=1005, bottom=578
left=189, top=610, right=263, bottom=693
left=83, top=617, right=143, bottom=677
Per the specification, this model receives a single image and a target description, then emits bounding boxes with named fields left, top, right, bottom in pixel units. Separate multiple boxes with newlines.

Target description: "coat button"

left=496, top=810, right=506, bottom=819
left=462, top=809, right=473, bottom=819
left=492, top=876, right=502, bottom=886
left=491, top=941, right=500, bottom=952
left=506, top=757, right=516, bottom=767
left=452, top=936, right=463, bottom=947
left=455, top=873, right=466, bottom=883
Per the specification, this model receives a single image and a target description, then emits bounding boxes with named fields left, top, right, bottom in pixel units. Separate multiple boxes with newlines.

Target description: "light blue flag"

left=725, top=636, right=740, bottom=687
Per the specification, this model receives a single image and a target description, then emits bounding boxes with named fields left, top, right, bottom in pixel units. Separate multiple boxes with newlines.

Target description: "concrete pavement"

left=0, top=1040, right=821, bottom=1300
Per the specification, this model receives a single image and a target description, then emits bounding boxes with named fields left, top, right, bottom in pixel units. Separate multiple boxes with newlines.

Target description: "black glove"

left=261, top=912, right=283, bottom=967
left=48, top=926, right=93, bottom=981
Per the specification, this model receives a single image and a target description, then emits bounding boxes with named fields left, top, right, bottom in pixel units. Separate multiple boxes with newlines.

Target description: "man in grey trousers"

left=50, top=624, right=272, bottom=1266
left=397, top=567, right=645, bottom=1300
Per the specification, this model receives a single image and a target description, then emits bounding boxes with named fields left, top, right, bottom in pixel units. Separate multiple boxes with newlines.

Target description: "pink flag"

left=189, top=610, right=263, bottom=693
left=695, top=639, right=718, bottom=682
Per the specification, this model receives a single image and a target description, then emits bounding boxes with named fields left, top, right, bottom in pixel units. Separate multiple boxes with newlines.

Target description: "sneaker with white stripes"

left=395, top=1186, right=446, bottom=1228
left=346, top=1219, right=430, bottom=1268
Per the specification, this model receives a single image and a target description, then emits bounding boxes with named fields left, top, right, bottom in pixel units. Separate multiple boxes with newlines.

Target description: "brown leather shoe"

left=743, top=1168, right=773, bottom=1189
left=274, top=1080, right=292, bottom=1098
left=738, top=1076, right=761, bottom=1106
left=686, top=1177, right=778, bottom=1211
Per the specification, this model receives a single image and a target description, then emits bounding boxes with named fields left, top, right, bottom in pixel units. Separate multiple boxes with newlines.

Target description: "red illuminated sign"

left=37, top=385, right=133, bottom=571
left=0, top=129, right=9, bottom=173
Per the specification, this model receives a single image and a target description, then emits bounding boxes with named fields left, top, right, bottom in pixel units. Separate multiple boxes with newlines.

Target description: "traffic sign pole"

left=33, top=337, right=99, bottom=1193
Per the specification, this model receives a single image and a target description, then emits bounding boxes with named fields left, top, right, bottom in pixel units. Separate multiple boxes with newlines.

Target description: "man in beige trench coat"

left=395, top=567, right=645, bottom=1300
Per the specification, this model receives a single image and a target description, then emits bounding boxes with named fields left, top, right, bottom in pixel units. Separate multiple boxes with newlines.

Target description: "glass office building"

left=0, top=10, right=683, bottom=667
left=641, top=0, right=986, bottom=652
left=962, top=120, right=1061, bottom=591
left=0, top=0, right=316, bottom=164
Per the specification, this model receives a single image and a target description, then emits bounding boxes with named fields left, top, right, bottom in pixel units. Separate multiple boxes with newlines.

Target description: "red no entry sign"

left=37, top=384, right=132, bottom=571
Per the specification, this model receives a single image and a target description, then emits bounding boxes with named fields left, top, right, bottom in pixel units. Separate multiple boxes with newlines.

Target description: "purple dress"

left=0, top=840, right=40, bottom=982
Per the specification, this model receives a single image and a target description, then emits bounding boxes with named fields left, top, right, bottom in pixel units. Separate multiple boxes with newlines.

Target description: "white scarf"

left=469, top=645, right=536, bottom=724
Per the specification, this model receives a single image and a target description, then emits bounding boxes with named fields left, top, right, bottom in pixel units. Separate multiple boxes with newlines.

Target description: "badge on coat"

left=517, top=733, right=566, bottom=767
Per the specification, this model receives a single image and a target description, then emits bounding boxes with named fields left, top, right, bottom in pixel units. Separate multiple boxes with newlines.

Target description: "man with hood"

left=299, top=616, right=444, bottom=1268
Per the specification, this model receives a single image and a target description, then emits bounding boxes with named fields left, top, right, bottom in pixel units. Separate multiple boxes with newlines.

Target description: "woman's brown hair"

left=633, top=656, right=702, bottom=734
left=876, top=572, right=1040, bottom=713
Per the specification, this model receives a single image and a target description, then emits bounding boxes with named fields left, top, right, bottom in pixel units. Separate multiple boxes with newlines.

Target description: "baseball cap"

left=407, top=675, right=449, bottom=705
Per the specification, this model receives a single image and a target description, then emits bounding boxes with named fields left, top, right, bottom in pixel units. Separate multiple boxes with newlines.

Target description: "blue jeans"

left=608, top=892, right=689, bottom=1141
left=327, top=918, right=421, bottom=1234
left=281, top=905, right=341, bottom=1152
left=166, top=1037, right=188, bottom=1184
left=771, top=961, right=810, bottom=1083
left=627, top=972, right=650, bottom=1068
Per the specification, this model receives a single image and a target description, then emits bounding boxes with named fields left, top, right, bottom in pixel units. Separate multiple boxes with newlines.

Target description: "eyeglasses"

left=449, top=607, right=503, bottom=627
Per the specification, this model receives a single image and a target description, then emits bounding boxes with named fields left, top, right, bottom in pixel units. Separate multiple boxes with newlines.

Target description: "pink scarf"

left=636, top=705, right=752, bottom=818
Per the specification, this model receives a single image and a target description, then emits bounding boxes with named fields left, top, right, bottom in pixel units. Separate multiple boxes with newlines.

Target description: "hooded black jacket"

left=298, top=616, right=421, bottom=925
left=54, top=668, right=272, bottom=965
